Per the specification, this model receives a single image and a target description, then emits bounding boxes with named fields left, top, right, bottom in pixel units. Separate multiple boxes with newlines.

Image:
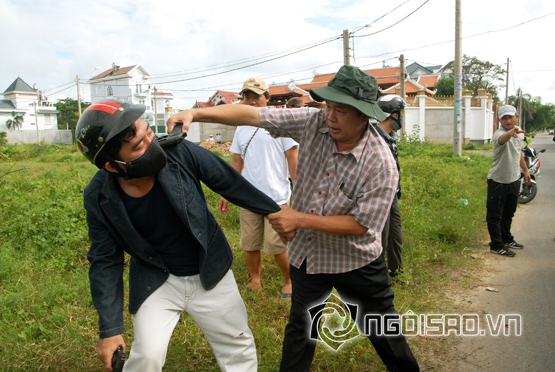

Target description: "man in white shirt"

left=219, top=77, right=298, bottom=298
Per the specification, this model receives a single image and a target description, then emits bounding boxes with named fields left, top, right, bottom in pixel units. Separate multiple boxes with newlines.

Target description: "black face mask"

left=113, top=136, right=167, bottom=180
left=391, top=113, right=405, bottom=132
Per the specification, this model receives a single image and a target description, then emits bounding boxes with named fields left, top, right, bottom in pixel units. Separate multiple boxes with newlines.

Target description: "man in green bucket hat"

left=167, top=65, right=419, bottom=371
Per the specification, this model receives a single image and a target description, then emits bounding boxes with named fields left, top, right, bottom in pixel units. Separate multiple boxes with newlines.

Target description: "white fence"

left=404, top=90, right=495, bottom=145
left=5, top=129, right=73, bottom=145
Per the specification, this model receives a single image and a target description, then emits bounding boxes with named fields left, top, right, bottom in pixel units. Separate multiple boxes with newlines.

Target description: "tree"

left=508, top=88, right=533, bottom=129
left=434, top=77, right=456, bottom=96
left=436, top=55, right=505, bottom=101
left=54, top=98, right=90, bottom=131
left=528, top=99, right=555, bottom=132
left=461, top=55, right=505, bottom=101
left=5, top=111, right=24, bottom=130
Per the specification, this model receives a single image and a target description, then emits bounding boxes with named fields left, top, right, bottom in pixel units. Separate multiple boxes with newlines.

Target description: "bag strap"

left=242, top=128, right=260, bottom=158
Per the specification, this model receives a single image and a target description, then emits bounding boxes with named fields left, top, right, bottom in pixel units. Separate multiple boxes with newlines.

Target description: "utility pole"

left=76, top=75, right=82, bottom=118
left=453, top=0, right=463, bottom=156
left=343, top=29, right=351, bottom=66
left=399, top=54, right=406, bottom=142
left=505, top=57, right=510, bottom=105
left=153, top=86, right=158, bottom=134
left=34, top=101, right=39, bottom=143
left=399, top=54, right=405, bottom=99
left=518, top=92, right=523, bottom=129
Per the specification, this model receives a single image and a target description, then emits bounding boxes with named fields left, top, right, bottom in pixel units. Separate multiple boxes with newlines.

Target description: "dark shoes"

left=490, top=247, right=516, bottom=257
left=505, top=240, right=524, bottom=249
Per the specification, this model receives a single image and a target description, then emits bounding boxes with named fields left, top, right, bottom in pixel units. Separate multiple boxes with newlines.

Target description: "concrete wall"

left=403, top=90, right=495, bottom=144
left=184, top=122, right=237, bottom=144
left=423, top=108, right=454, bottom=143
left=6, top=129, right=73, bottom=144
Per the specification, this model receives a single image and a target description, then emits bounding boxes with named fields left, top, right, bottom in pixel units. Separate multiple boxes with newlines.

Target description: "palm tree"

left=5, top=111, right=24, bottom=131
left=508, top=88, right=533, bottom=129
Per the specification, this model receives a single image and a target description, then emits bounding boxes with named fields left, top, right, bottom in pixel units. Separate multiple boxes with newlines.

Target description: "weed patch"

left=0, top=142, right=492, bottom=371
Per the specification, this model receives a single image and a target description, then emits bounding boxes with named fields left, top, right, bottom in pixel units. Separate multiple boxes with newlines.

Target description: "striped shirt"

left=259, top=107, right=399, bottom=274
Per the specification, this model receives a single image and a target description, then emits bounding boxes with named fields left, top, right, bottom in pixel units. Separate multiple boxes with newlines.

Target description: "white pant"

left=123, top=270, right=257, bottom=372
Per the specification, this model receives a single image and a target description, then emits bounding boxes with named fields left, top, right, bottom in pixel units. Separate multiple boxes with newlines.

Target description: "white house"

left=88, top=63, right=175, bottom=133
left=0, top=77, right=63, bottom=144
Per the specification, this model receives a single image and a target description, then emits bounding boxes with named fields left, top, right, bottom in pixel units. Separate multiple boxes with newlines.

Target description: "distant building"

left=189, top=61, right=495, bottom=146
left=88, top=63, right=175, bottom=133
left=189, top=90, right=241, bottom=142
left=0, top=77, right=63, bottom=144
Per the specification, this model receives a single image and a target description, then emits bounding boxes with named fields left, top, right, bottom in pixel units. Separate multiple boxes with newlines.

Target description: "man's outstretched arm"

left=166, top=105, right=261, bottom=133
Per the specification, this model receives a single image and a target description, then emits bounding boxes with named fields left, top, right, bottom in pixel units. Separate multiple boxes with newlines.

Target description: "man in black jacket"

left=76, top=99, right=279, bottom=371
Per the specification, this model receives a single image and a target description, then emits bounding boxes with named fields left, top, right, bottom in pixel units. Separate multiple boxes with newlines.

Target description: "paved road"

left=454, top=134, right=555, bottom=371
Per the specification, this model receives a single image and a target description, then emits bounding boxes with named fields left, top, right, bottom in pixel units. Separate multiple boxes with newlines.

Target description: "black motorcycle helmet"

left=75, top=99, right=146, bottom=168
left=377, top=95, right=407, bottom=130
left=377, top=94, right=406, bottom=115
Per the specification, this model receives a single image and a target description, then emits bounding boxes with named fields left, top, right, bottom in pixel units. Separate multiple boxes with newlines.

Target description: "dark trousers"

left=279, top=256, right=419, bottom=372
left=486, top=179, right=520, bottom=250
left=382, top=199, right=403, bottom=275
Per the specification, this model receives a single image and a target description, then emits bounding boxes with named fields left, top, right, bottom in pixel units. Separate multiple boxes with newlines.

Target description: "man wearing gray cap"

left=167, top=65, right=419, bottom=371
left=487, top=105, right=530, bottom=257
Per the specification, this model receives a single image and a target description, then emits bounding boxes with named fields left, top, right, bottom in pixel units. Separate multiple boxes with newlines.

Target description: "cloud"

left=1, top=0, right=555, bottom=107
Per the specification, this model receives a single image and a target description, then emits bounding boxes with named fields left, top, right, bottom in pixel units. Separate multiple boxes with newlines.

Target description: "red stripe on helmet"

left=87, top=101, right=121, bottom=115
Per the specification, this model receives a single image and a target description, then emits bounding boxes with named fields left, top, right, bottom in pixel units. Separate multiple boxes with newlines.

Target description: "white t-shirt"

left=230, top=126, right=298, bottom=205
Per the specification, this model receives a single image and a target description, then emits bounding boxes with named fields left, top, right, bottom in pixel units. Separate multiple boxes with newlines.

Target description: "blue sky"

left=1, top=0, right=555, bottom=108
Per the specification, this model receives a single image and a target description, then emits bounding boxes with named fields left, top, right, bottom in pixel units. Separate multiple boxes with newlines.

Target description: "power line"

left=151, top=37, right=340, bottom=85
left=149, top=2, right=423, bottom=85
left=464, top=13, right=555, bottom=40
left=355, top=12, right=555, bottom=62
left=37, top=10, right=555, bottom=106
left=354, top=0, right=430, bottom=38
left=150, top=37, right=341, bottom=80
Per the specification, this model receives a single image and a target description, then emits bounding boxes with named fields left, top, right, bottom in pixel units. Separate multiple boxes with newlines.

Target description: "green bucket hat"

left=310, top=65, right=387, bottom=122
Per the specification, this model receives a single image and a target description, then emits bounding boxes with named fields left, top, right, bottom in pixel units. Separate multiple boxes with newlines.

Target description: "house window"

left=139, top=99, right=145, bottom=105
left=107, top=86, right=113, bottom=96
left=44, top=114, right=51, bottom=125
left=136, top=83, right=143, bottom=94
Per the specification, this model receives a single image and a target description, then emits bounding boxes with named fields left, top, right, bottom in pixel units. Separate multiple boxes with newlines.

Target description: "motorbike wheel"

left=518, top=183, right=537, bottom=204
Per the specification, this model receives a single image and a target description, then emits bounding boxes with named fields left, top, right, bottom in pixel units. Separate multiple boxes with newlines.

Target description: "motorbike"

left=518, top=143, right=546, bottom=204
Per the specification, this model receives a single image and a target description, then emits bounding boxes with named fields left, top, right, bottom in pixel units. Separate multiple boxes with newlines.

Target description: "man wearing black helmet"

left=76, top=99, right=280, bottom=371
left=375, top=94, right=407, bottom=277
left=167, top=65, right=419, bottom=372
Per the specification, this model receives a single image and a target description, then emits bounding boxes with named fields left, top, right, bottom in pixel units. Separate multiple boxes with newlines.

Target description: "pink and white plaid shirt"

left=259, top=107, right=398, bottom=274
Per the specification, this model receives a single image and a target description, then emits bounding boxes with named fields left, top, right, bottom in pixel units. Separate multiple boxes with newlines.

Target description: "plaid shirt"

left=259, top=107, right=398, bottom=274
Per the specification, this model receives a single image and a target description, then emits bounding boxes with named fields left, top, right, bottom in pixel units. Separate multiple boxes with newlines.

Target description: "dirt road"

left=453, top=134, right=555, bottom=371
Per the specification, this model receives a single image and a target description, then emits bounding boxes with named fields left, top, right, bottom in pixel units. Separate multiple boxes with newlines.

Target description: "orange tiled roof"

left=152, top=91, right=174, bottom=97
left=194, top=101, right=214, bottom=108
left=89, top=65, right=138, bottom=80
left=381, top=80, right=436, bottom=96
left=216, top=90, right=239, bottom=102
left=197, top=66, right=439, bottom=109
left=196, top=90, right=239, bottom=108
left=269, top=85, right=295, bottom=95
left=417, top=75, right=439, bottom=89
left=311, top=67, right=403, bottom=86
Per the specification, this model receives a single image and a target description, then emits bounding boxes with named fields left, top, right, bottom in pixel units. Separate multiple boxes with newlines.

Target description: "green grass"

left=0, top=141, right=492, bottom=371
